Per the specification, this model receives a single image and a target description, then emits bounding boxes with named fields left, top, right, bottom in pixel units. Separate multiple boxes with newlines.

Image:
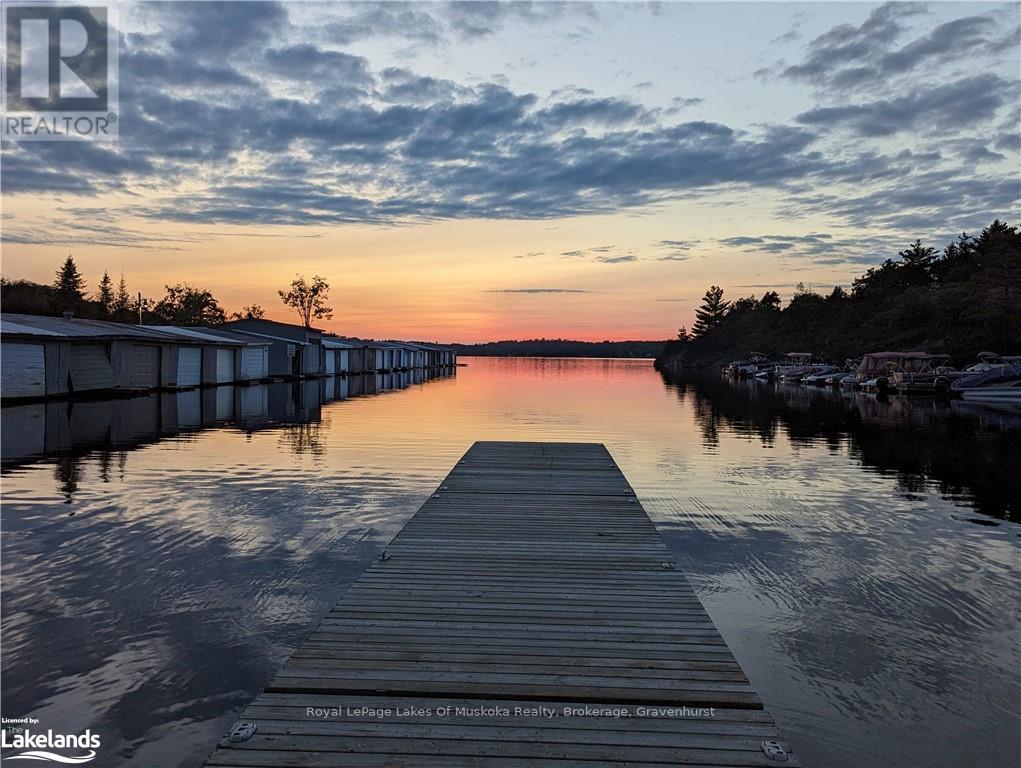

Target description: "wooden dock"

left=205, top=441, right=797, bottom=767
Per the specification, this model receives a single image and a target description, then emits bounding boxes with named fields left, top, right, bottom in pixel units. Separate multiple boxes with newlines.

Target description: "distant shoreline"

left=448, top=340, right=667, bottom=358
left=457, top=354, right=657, bottom=359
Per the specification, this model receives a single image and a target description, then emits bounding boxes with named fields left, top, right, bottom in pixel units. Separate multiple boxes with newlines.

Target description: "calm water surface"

left=2, top=358, right=1019, bottom=767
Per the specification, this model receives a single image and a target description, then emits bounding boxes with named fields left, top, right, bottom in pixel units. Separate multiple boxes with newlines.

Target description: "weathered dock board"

left=205, top=441, right=797, bottom=767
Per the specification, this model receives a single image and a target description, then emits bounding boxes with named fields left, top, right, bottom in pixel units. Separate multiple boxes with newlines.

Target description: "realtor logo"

left=2, top=2, right=118, bottom=140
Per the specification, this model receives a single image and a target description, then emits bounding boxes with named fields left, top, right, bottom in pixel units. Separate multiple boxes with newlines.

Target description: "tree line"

left=658, top=219, right=1021, bottom=368
left=1, top=256, right=334, bottom=328
left=451, top=339, right=666, bottom=358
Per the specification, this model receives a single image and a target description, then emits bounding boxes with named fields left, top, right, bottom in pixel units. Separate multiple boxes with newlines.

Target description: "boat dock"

left=204, top=441, right=797, bottom=767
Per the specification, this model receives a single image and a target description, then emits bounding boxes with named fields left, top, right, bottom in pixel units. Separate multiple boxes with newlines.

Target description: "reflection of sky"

left=1, top=360, right=1019, bottom=767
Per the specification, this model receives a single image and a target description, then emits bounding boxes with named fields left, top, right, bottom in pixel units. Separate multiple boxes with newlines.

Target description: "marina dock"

left=204, top=441, right=797, bottom=767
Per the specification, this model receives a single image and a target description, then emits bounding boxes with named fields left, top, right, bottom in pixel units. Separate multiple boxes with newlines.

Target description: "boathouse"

left=142, top=326, right=271, bottom=385
left=0, top=313, right=184, bottom=399
left=320, top=338, right=354, bottom=375
left=222, top=319, right=324, bottom=377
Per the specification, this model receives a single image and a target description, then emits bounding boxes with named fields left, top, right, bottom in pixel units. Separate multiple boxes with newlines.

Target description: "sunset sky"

left=2, top=1, right=1018, bottom=342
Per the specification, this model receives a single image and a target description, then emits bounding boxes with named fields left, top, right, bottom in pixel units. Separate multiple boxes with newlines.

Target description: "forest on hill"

left=657, top=219, right=1020, bottom=369
left=450, top=339, right=666, bottom=358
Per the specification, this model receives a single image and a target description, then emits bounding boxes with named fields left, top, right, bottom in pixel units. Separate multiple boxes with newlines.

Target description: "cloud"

left=771, top=24, right=802, bottom=45
left=557, top=245, right=636, bottom=263
left=441, top=2, right=595, bottom=40
left=780, top=2, right=926, bottom=87
left=378, top=68, right=465, bottom=103
left=777, top=3, right=1016, bottom=113
left=663, top=96, right=704, bottom=115
left=486, top=288, right=591, bottom=294
left=3, top=3, right=831, bottom=226
left=653, top=238, right=699, bottom=260
left=797, top=74, right=1012, bottom=137
left=716, top=231, right=924, bottom=268
left=315, top=4, right=446, bottom=46
left=265, top=45, right=373, bottom=87
left=2, top=0, right=1016, bottom=249
left=513, top=251, right=545, bottom=259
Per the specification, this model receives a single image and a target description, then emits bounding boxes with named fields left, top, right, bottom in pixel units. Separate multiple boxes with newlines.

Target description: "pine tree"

left=53, top=254, right=86, bottom=309
left=96, top=270, right=114, bottom=317
left=677, top=325, right=690, bottom=342
left=898, top=239, right=937, bottom=267
left=691, top=285, right=729, bottom=337
left=113, top=272, right=131, bottom=317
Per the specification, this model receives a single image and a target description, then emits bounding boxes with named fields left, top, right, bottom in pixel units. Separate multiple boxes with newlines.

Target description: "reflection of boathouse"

left=1, top=367, right=455, bottom=466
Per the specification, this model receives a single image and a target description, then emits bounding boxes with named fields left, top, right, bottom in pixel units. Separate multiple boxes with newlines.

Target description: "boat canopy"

left=785, top=352, right=813, bottom=359
left=859, top=352, right=950, bottom=374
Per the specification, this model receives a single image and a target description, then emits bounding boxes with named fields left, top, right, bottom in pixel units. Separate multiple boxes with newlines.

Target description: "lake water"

left=2, top=357, right=1019, bottom=767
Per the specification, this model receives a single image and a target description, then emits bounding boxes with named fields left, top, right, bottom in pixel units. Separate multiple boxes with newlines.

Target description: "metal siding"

left=302, top=345, right=319, bottom=375
left=129, top=345, right=161, bottom=389
left=215, top=348, right=234, bottom=383
left=1, top=343, right=46, bottom=398
left=70, top=344, right=114, bottom=391
left=177, top=347, right=202, bottom=387
left=324, top=349, right=336, bottom=374
left=339, top=349, right=349, bottom=372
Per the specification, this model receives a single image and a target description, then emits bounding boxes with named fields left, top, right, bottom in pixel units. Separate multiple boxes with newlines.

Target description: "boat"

left=776, top=352, right=814, bottom=382
left=803, top=366, right=841, bottom=385
left=950, top=362, right=1021, bottom=402
left=826, top=359, right=862, bottom=387
left=889, top=354, right=952, bottom=396
left=856, top=352, right=951, bottom=395
left=937, top=352, right=1015, bottom=382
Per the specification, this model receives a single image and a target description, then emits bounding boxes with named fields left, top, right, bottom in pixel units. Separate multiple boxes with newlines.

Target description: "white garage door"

left=241, top=347, right=266, bottom=380
left=70, top=344, right=114, bottom=391
left=1, top=343, right=46, bottom=398
left=177, top=347, right=201, bottom=387
left=129, top=344, right=160, bottom=389
left=215, top=348, right=234, bottom=383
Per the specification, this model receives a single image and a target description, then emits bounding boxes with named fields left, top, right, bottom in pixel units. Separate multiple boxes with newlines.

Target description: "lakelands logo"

left=0, top=727, right=100, bottom=763
left=1, top=2, right=119, bottom=140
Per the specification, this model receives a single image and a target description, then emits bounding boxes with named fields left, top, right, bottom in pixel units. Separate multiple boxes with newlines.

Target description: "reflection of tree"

left=55, top=456, right=83, bottom=505
left=692, top=397, right=720, bottom=451
left=98, top=449, right=113, bottom=483
left=662, top=370, right=1021, bottom=521
left=278, top=423, right=324, bottom=456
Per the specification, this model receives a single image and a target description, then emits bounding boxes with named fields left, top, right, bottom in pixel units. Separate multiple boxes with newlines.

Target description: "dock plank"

left=204, top=441, right=797, bottom=767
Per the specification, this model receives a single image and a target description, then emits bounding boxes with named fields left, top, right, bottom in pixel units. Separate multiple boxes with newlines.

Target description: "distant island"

left=449, top=340, right=666, bottom=358
left=657, top=219, right=1020, bottom=370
